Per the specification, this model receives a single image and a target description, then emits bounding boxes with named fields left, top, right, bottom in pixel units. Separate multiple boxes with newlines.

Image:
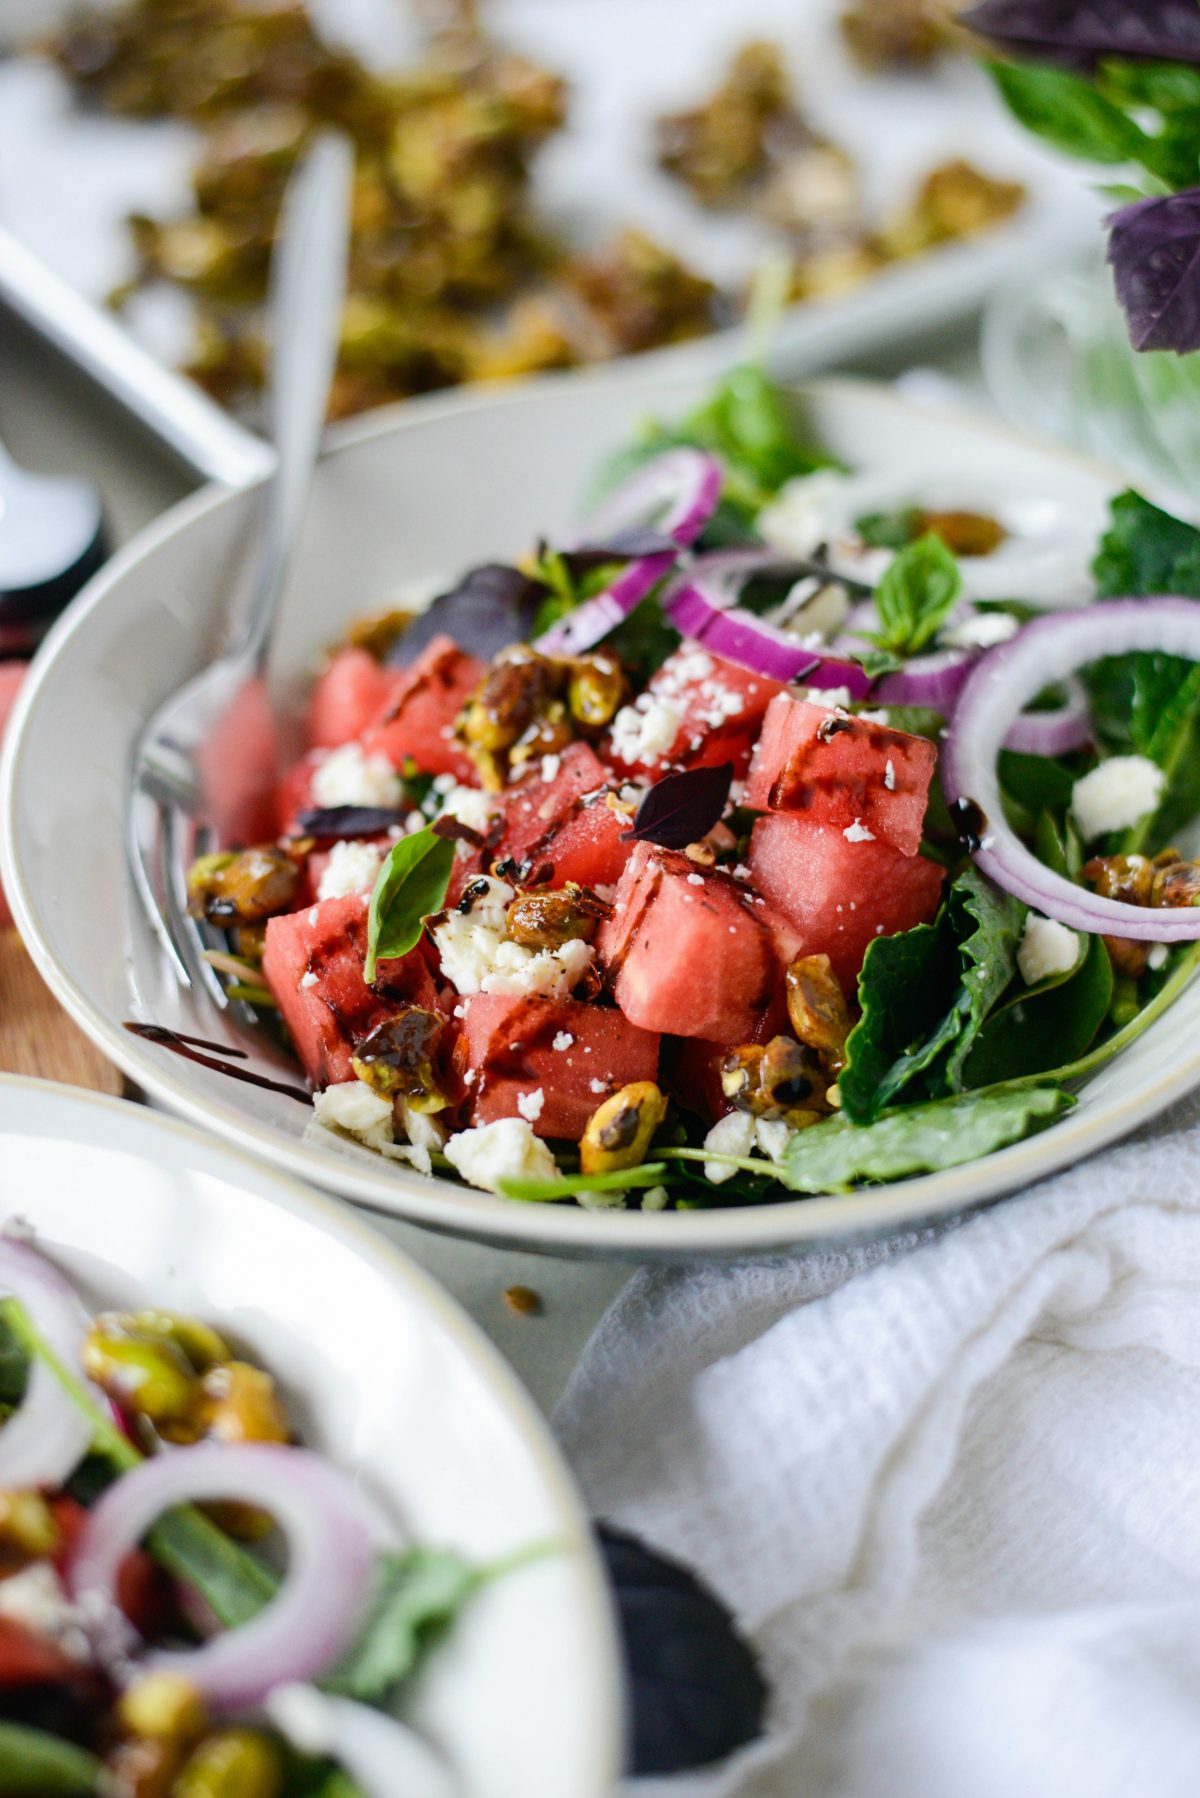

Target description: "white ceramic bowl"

left=6, top=369, right=1192, bottom=1260
left=0, top=1075, right=622, bottom=1794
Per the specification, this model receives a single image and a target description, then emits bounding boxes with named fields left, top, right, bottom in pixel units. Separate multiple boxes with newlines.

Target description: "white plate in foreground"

left=0, top=1076, right=622, bottom=1793
left=6, top=370, right=1190, bottom=1261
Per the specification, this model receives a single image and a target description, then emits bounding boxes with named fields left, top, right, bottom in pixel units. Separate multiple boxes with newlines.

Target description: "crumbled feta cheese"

left=266, top=1684, right=337, bottom=1758
left=434, top=783, right=495, bottom=836
left=310, top=743, right=403, bottom=809
left=843, top=819, right=875, bottom=843
left=942, top=609, right=1020, bottom=649
left=641, top=1185, right=670, bottom=1212
left=884, top=758, right=896, bottom=791
left=432, top=772, right=456, bottom=794
left=670, top=650, right=715, bottom=684
left=805, top=686, right=854, bottom=709
left=552, top=1031, right=575, bottom=1051
left=589, top=1078, right=608, bottom=1094
left=687, top=872, right=705, bottom=886
left=703, top=1110, right=756, bottom=1183
left=1148, top=943, right=1170, bottom=971
left=755, top=1118, right=792, bottom=1163
left=444, top=1119, right=558, bottom=1191
left=0, top=1564, right=88, bottom=1661
left=576, top=1187, right=627, bottom=1210
left=1017, top=913, right=1080, bottom=986
left=757, top=470, right=849, bottom=559
left=1071, top=756, right=1165, bottom=841
left=316, top=838, right=385, bottom=902
left=857, top=708, right=890, bottom=725
left=540, top=753, right=561, bottom=784
left=312, top=1080, right=393, bottom=1152
left=300, top=971, right=318, bottom=989
left=609, top=694, right=683, bottom=767
left=516, top=1088, right=545, bottom=1123
left=431, top=879, right=594, bottom=999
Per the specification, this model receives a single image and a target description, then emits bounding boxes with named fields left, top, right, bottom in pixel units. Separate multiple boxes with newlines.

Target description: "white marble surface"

left=0, top=306, right=985, bottom=1414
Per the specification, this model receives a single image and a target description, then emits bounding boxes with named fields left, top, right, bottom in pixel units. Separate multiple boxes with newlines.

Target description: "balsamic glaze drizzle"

left=124, top=1023, right=311, bottom=1104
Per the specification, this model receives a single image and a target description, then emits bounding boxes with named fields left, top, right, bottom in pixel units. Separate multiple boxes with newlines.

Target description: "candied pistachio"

left=174, top=1728, right=283, bottom=1798
left=461, top=647, right=563, bottom=755
left=1103, top=934, right=1150, bottom=980
left=567, top=653, right=629, bottom=730
left=721, top=1035, right=827, bottom=1119
left=187, top=845, right=300, bottom=925
left=914, top=509, right=1006, bottom=559
left=580, top=1082, right=669, bottom=1175
left=1081, top=853, right=1155, bottom=908
left=507, top=701, right=575, bottom=775
left=786, top=955, right=852, bottom=1070
left=120, top=1310, right=232, bottom=1373
left=505, top=883, right=613, bottom=950
left=0, top=1491, right=59, bottom=1562
left=83, top=1323, right=199, bottom=1428
left=196, top=1362, right=290, bottom=1447
left=1152, top=859, right=1200, bottom=910
left=117, top=1673, right=207, bottom=1745
left=352, top=1008, right=449, bottom=1112
left=346, top=608, right=414, bottom=660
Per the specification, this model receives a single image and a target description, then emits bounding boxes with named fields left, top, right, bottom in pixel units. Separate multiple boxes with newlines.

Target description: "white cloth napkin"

left=555, top=1088, right=1200, bottom=1798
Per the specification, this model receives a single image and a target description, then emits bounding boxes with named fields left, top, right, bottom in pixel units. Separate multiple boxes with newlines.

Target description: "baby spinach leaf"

left=0, top=1725, right=100, bottom=1794
left=778, top=1086, right=1073, bottom=1194
left=872, top=533, right=962, bottom=656
left=961, top=932, right=1113, bottom=1087
left=364, top=827, right=455, bottom=982
left=939, top=869, right=1028, bottom=1090
left=325, top=1548, right=479, bottom=1703
left=839, top=920, right=958, bottom=1124
left=1093, top=490, right=1200, bottom=597
left=997, top=748, right=1077, bottom=818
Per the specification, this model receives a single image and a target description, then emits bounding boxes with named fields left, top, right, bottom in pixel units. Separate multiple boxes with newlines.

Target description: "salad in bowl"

left=175, top=363, right=1200, bottom=1215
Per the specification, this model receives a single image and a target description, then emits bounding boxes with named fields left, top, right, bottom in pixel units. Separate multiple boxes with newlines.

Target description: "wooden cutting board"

left=0, top=928, right=124, bottom=1094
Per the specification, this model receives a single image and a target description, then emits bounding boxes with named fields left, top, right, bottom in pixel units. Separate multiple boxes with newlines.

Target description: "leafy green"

left=961, top=933, right=1113, bottom=1088
left=1089, top=490, right=1200, bottom=849
left=872, top=533, right=963, bottom=656
left=840, top=869, right=1025, bottom=1124
left=364, top=827, right=455, bottom=982
left=605, top=593, right=682, bottom=680
left=679, top=362, right=831, bottom=506
left=854, top=506, right=920, bottom=550
left=326, top=1548, right=479, bottom=1703
left=988, top=59, right=1150, bottom=165
left=0, top=1724, right=100, bottom=1794
left=997, top=749, right=1077, bottom=819
left=499, top=1163, right=669, bottom=1203
left=779, top=1086, right=1073, bottom=1193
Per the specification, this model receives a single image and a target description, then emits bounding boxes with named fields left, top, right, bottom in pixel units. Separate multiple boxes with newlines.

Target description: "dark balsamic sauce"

left=124, top=1023, right=311, bottom=1104
left=950, top=795, right=988, bottom=854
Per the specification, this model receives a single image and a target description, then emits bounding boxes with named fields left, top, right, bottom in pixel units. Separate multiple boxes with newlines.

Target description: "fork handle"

left=239, top=134, right=355, bottom=671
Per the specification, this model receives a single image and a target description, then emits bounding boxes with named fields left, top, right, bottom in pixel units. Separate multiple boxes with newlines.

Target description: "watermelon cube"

left=604, top=646, right=787, bottom=779
left=262, top=893, right=440, bottom=1088
left=596, top=842, right=802, bottom=1045
left=663, top=989, right=790, bottom=1124
left=361, top=634, right=484, bottom=780
left=749, top=814, right=945, bottom=992
left=494, top=742, right=632, bottom=890
left=744, top=693, right=936, bottom=856
left=306, top=648, right=404, bottom=751
left=456, top=993, right=660, bottom=1138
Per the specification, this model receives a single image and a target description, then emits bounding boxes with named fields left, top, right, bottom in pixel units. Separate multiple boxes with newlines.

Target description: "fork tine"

left=127, top=774, right=193, bottom=987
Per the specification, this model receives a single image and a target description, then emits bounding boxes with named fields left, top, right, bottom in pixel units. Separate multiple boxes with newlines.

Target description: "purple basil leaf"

left=385, top=564, right=544, bottom=666
left=295, top=805, right=407, bottom=840
left=963, top=0, right=1200, bottom=68
left=623, top=763, right=735, bottom=849
left=1107, top=189, right=1200, bottom=352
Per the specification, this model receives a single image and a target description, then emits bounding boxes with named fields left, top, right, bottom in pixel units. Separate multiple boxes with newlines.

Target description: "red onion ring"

left=535, top=449, right=721, bottom=656
left=266, top=1685, right=457, bottom=1798
left=70, top=1443, right=381, bottom=1709
left=878, top=650, right=974, bottom=710
left=662, top=568, right=874, bottom=695
left=1003, top=676, right=1092, bottom=757
left=0, top=1236, right=96, bottom=1491
left=942, top=599, right=1200, bottom=939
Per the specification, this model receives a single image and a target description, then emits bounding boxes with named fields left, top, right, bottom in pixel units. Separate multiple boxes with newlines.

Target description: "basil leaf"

left=780, top=1086, right=1073, bottom=1193
left=854, top=506, right=920, bottom=550
left=873, top=533, right=962, bottom=656
left=365, top=828, right=455, bottom=982
left=325, top=1547, right=479, bottom=1703
left=961, top=932, right=1113, bottom=1088
left=0, top=1725, right=100, bottom=1794
left=987, top=59, right=1150, bottom=163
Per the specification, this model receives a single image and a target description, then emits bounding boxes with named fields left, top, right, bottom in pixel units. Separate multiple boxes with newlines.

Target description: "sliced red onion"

left=1003, top=676, right=1092, bottom=756
left=0, top=1236, right=96, bottom=1491
left=70, top=1443, right=381, bottom=1709
left=266, top=1685, right=458, bottom=1798
left=535, top=449, right=721, bottom=656
left=942, top=599, right=1200, bottom=939
left=878, top=649, right=974, bottom=710
left=662, top=571, right=874, bottom=695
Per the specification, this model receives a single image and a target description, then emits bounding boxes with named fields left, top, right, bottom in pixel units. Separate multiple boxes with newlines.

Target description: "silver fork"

left=128, top=134, right=354, bottom=991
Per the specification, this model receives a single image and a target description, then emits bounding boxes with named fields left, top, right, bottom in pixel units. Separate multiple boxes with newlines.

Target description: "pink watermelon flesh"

left=456, top=993, right=660, bottom=1138
left=596, top=841, right=802, bottom=1045
left=262, top=893, right=439, bottom=1088
left=744, top=693, right=935, bottom=856
left=361, top=634, right=483, bottom=780
left=0, top=663, right=25, bottom=927
left=663, top=988, right=790, bottom=1124
left=495, top=742, right=632, bottom=889
left=749, top=814, right=945, bottom=993
left=603, top=646, right=788, bottom=780
left=307, top=648, right=404, bottom=751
